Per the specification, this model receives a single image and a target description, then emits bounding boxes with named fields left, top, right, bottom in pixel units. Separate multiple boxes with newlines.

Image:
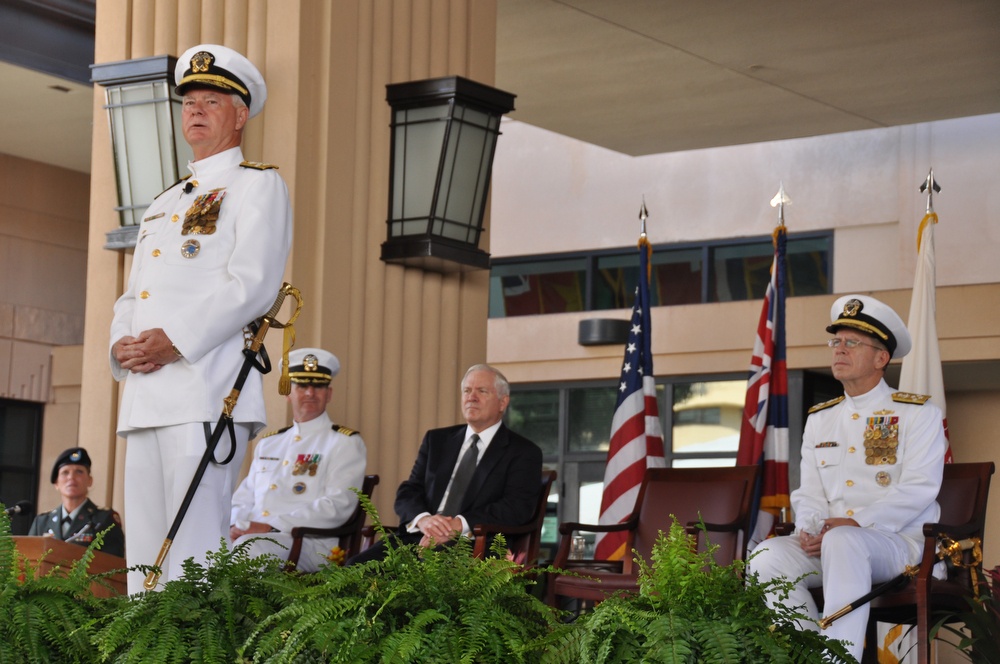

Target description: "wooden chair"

left=284, top=474, right=379, bottom=571
left=863, top=461, right=995, bottom=663
left=774, top=462, right=995, bottom=664
left=546, top=465, right=759, bottom=608
left=472, top=469, right=556, bottom=566
left=360, top=470, right=557, bottom=565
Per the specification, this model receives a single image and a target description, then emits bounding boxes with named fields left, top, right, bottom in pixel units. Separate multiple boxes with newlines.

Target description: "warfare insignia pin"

left=181, top=239, right=200, bottom=258
left=876, top=471, right=891, bottom=487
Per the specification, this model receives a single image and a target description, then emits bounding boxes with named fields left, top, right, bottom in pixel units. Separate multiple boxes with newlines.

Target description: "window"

left=505, top=371, right=818, bottom=533
left=489, top=258, right=587, bottom=317
left=0, top=399, right=43, bottom=535
left=489, top=232, right=831, bottom=317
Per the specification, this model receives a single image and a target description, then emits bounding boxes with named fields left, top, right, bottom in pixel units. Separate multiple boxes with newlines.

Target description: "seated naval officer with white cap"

left=109, top=43, right=292, bottom=593
left=747, top=294, right=946, bottom=662
left=230, top=348, right=367, bottom=571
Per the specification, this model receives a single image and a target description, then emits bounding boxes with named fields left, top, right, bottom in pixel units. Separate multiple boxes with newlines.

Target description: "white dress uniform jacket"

left=794, top=378, right=946, bottom=558
left=231, top=412, right=367, bottom=570
left=109, top=146, right=292, bottom=435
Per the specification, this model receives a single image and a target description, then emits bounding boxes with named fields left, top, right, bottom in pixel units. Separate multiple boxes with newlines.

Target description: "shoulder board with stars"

left=154, top=174, right=192, bottom=200
left=240, top=161, right=279, bottom=170
left=260, top=425, right=293, bottom=438
left=808, top=395, right=846, bottom=414
left=332, top=424, right=360, bottom=436
left=892, top=392, right=931, bottom=405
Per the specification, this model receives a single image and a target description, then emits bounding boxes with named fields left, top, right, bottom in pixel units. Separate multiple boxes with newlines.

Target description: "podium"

left=13, top=537, right=127, bottom=597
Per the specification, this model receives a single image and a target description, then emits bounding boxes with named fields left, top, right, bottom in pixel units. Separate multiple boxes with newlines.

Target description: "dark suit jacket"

left=394, top=422, right=543, bottom=533
left=27, top=498, right=125, bottom=558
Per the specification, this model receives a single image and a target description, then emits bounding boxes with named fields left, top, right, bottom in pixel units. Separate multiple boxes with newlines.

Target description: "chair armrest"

left=774, top=522, right=795, bottom=537
left=552, top=519, right=638, bottom=569
left=922, top=521, right=980, bottom=540
left=290, top=523, right=356, bottom=539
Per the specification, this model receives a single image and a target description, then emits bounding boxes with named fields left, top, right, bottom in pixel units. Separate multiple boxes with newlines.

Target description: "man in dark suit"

left=28, top=447, right=125, bottom=558
left=349, top=364, right=542, bottom=563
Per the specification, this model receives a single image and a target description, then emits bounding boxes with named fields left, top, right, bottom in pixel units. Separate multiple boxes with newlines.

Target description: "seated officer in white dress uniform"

left=747, top=295, right=947, bottom=662
left=230, top=348, right=367, bottom=571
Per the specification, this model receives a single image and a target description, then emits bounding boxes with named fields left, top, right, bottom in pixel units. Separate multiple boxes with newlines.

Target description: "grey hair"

left=463, top=363, right=510, bottom=399
left=231, top=94, right=247, bottom=110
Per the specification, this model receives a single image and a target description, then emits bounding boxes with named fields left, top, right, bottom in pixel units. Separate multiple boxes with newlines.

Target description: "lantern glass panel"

left=391, top=105, right=447, bottom=235
left=106, top=80, right=189, bottom=226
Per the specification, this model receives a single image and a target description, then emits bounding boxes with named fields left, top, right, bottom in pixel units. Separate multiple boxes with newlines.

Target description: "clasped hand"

left=417, top=514, right=463, bottom=547
left=113, top=328, right=179, bottom=374
left=799, top=517, right=860, bottom=557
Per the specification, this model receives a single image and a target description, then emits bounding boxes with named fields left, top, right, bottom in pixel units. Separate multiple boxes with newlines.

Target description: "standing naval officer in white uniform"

left=230, top=348, right=367, bottom=571
left=748, top=295, right=946, bottom=662
left=110, top=44, right=292, bottom=593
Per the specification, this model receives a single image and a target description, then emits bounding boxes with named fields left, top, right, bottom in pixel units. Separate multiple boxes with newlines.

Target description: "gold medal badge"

left=292, top=454, right=308, bottom=476
left=876, top=471, right=892, bottom=487
left=182, top=188, right=226, bottom=235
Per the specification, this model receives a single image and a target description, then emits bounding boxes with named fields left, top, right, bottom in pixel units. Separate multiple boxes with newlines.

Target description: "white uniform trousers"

left=748, top=527, right=915, bottom=662
left=232, top=532, right=340, bottom=573
left=124, top=422, right=249, bottom=593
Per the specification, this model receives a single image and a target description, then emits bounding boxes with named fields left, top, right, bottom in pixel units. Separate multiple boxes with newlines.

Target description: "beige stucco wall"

left=0, top=153, right=88, bottom=403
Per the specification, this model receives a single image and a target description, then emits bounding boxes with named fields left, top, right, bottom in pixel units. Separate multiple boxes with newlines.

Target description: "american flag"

left=736, top=223, right=790, bottom=546
left=595, top=231, right=666, bottom=561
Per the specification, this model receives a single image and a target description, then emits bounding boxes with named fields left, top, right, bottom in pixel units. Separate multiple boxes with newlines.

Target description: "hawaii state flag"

left=736, top=224, right=790, bottom=547
left=595, top=233, right=666, bottom=561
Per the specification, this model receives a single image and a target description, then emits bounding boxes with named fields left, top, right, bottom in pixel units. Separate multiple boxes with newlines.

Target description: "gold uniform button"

left=846, top=509, right=854, bottom=517
left=152, top=249, right=161, bottom=257
left=851, top=413, right=860, bottom=420
left=262, top=510, right=270, bottom=517
left=294, top=435, right=302, bottom=442
left=140, top=291, right=150, bottom=299
left=848, top=446, right=856, bottom=453
left=269, top=484, right=277, bottom=490
left=820, top=460, right=826, bottom=466
left=846, top=480, right=854, bottom=487
left=171, top=214, right=179, bottom=222
left=283, top=460, right=289, bottom=466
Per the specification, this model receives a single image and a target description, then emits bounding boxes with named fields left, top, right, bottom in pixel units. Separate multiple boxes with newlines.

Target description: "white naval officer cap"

left=284, top=348, right=340, bottom=386
left=826, top=294, right=912, bottom=359
left=174, top=44, right=267, bottom=118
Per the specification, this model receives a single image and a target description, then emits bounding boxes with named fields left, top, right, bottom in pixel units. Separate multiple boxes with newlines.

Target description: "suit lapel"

left=461, top=424, right=509, bottom=509
left=433, top=427, right=467, bottom=509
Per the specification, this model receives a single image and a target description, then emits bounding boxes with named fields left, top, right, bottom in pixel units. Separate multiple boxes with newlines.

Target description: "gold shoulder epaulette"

left=260, top=425, right=292, bottom=438
left=332, top=424, right=360, bottom=436
left=808, top=395, right=845, bottom=414
left=240, top=161, right=278, bottom=170
left=154, top=175, right=191, bottom=200
left=892, top=392, right=931, bottom=405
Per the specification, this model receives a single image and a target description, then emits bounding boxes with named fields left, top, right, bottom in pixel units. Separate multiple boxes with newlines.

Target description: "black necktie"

left=61, top=516, right=72, bottom=537
left=441, top=434, right=481, bottom=516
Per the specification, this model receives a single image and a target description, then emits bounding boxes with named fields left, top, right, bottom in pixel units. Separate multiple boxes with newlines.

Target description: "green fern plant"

left=242, top=491, right=569, bottom=663
left=930, top=565, right=1000, bottom=663
left=543, top=518, right=854, bottom=664
left=0, top=507, right=111, bottom=663
left=93, top=537, right=313, bottom=663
